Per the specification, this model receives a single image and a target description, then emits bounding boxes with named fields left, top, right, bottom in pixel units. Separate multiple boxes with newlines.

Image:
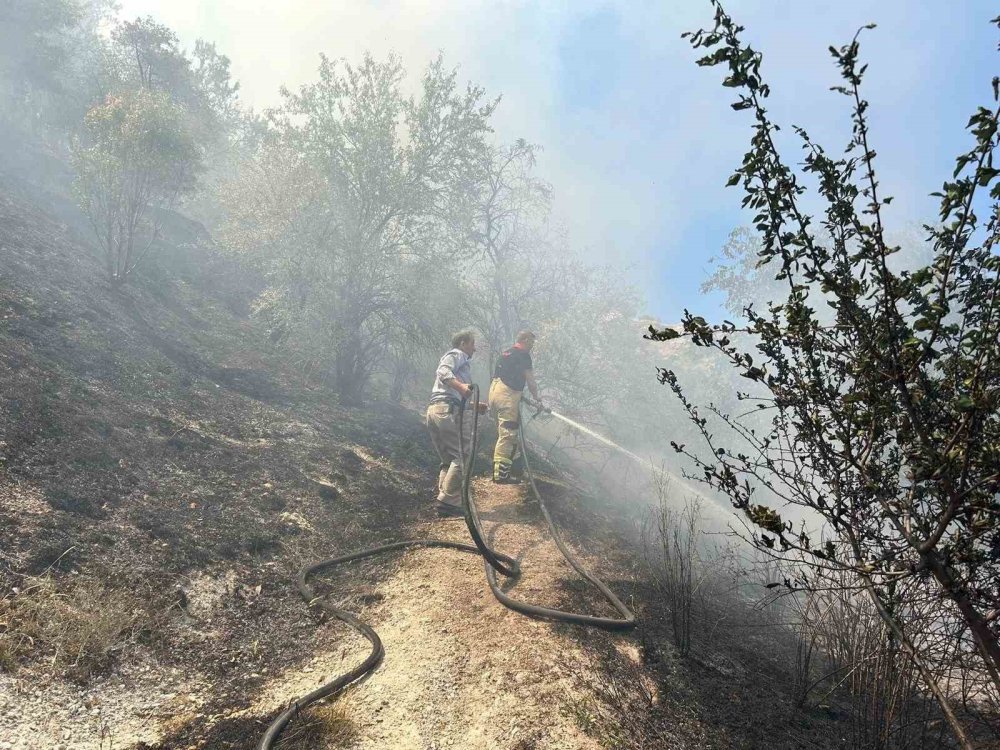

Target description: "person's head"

left=451, top=328, right=477, bottom=357
left=515, top=330, right=536, bottom=351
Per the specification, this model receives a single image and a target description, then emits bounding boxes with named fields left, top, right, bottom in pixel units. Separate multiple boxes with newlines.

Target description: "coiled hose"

left=256, top=384, right=636, bottom=749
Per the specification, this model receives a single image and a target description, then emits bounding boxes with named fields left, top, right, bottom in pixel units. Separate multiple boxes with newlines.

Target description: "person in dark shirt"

left=488, top=330, right=543, bottom=483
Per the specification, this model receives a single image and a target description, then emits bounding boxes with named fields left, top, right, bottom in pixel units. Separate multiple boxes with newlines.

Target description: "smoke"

left=4, top=0, right=995, bottom=547
left=112, top=0, right=996, bottom=317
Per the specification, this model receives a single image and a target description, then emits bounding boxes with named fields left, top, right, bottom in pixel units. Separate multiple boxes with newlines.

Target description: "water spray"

left=524, top=398, right=647, bottom=468
left=524, top=400, right=719, bottom=520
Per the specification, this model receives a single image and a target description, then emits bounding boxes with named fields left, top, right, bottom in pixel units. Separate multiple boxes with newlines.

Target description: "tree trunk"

left=862, top=579, right=974, bottom=750
left=389, top=358, right=409, bottom=403
left=925, top=553, right=1000, bottom=696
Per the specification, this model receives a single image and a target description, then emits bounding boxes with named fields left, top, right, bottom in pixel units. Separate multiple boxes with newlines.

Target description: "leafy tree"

left=454, top=137, right=653, bottom=420
left=222, top=54, right=495, bottom=400
left=189, top=39, right=241, bottom=132
left=109, top=18, right=184, bottom=90
left=52, top=0, right=120, bottom=129
left=72, top=88, right=201, bottom=285
left=0, top=0, right=82, bottom=131
left=535, top=265, right=640, bottom=416
left=458, top=139, right=553, bottom=362
left=106, top=17, right=239, bottom=144
left=649, top=3, right=1000, bottom=744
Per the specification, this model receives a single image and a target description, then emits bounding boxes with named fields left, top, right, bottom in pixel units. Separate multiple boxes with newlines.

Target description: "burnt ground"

left=0, top=167, right=444, bottom=748
left=0, top=154, right=965, bottom=750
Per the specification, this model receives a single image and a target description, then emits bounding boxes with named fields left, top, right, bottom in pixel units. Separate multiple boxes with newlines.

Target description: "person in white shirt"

left=426, top=329, right=487, bottom=517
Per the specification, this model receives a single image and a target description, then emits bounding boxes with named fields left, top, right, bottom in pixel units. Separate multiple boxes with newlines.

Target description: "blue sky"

left=117, top=0, right=998, bottom=320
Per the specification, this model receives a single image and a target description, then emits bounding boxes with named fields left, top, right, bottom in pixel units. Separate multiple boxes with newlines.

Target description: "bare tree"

left=641, top=481, right=705, bottom=657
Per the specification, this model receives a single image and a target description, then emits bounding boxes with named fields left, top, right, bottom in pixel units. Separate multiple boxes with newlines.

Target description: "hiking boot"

left=436, top=502, right=464, bottom=518
left=492, top=475, right=522, bottom=485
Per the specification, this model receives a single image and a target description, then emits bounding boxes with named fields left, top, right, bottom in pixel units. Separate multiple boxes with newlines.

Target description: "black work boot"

left=492, top=462, right=521, bottom=485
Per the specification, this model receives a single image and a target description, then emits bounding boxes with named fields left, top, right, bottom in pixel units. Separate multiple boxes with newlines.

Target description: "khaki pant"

left=425, top=401, right=474, bottom=506
left=488, top=378, right=522, bottom=479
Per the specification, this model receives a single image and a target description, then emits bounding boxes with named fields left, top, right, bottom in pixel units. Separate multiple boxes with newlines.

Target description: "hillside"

left=0, top=166, right=439, bottom=744
left=0, top=160, right=639, bottom=749
left=0, top=162, right=863, bottom=750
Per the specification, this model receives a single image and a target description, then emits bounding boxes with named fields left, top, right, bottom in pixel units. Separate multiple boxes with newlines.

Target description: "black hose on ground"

left=256, top=384, right=635, bottom=749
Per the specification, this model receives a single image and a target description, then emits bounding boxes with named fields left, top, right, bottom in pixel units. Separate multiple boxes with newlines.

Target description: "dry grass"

left=274, top=699, right=358, bottom=749
left=560, top=650, right=680, bottom=750
left=0, top=574, right=149, bottom=680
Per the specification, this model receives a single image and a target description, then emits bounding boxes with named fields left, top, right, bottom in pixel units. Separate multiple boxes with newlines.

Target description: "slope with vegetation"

left=0, top=173, right=844, bottom=749
left=3, top=0, right=999, bottom=748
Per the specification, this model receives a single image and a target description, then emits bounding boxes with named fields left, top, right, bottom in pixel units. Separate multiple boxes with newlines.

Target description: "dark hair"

left=516, top=330, right=536, bottom=344
left=451, top=329, right=476, bottom=348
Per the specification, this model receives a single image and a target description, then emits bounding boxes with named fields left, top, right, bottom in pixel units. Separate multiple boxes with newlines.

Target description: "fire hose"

left=256, top=384, right=636, bottom=749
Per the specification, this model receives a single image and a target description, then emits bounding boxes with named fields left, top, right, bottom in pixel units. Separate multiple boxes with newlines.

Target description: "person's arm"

left=442, top=376, right=473, bottom=399
left=443, top=376, right=487, bottom=410
left=524, top=370, right=540, bottom=402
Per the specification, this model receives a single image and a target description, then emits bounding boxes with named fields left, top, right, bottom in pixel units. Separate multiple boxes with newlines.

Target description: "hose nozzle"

left=523, top=397, right=552, bottom=417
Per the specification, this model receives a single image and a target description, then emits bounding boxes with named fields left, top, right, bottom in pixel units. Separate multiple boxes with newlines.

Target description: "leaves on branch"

left=661, top=0, right=1000, bottom=691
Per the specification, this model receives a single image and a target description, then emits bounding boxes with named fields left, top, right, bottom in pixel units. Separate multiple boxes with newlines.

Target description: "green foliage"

left=221, top=53, right=495, bottom=400
left=0, top=0, right=80, bottom=99
left=107, top=17, right=240, bottom=143
left=0, top=0, right=90, bottom=133
left=73, top=88, right=201, bottom=285
left=0, top=3, right=239, bottom=154
left=654, top=2, right=1000, bottom=735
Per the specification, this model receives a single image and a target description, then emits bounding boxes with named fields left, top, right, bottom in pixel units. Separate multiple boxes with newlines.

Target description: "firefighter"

left=488, top=330, right=543, bottom=483
left=426, top=329, right=487, bottom=516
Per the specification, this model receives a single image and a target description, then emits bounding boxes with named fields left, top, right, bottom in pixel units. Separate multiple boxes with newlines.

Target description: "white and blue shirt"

left=430, top=348, right=472, bottom=405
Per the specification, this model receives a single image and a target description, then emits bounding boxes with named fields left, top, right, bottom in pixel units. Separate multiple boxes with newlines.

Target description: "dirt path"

left=253, top=477, right=634, bottom=750
left=0, top=475, right=637, bottom=750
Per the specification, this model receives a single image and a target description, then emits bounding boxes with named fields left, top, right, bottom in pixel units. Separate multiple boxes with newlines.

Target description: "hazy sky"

left=116, top=0, right=998, bottom=319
